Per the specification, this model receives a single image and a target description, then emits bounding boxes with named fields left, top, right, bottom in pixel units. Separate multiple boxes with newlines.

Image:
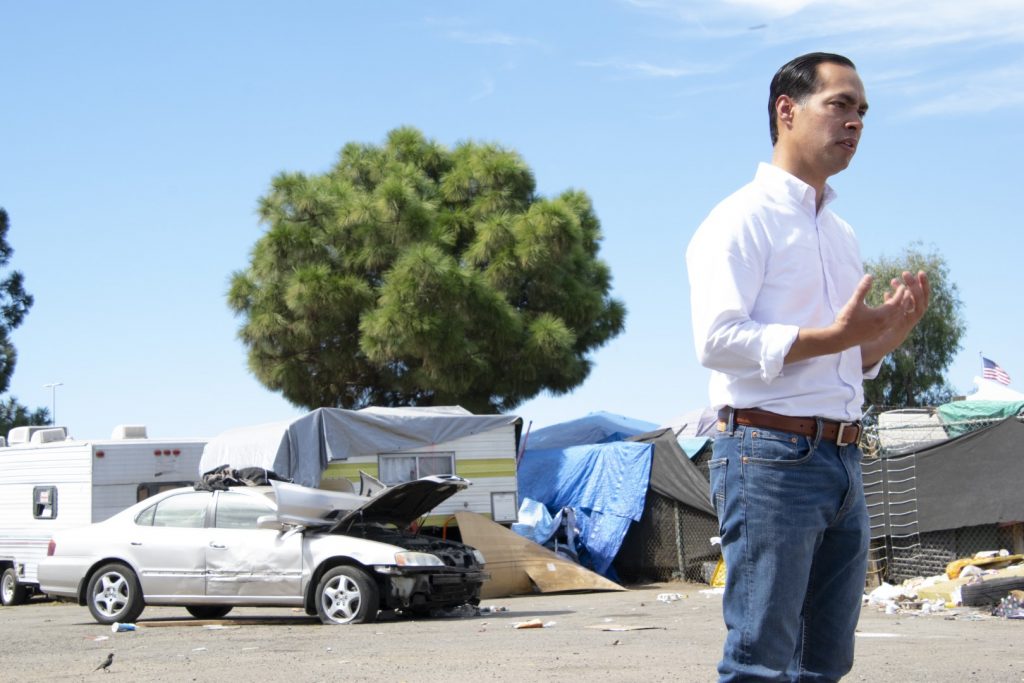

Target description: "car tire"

left=961, top=576, right=1024, bottom=606
left=185, top=605, right=234, bottom=619
left=1, top=567, right=30, bottom=606
left=315, top=565, right=379, bottom=625
left=86, top=562, right=145, bottom=625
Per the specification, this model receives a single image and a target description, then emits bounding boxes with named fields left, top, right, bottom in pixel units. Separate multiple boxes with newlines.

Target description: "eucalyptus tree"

left=863, top=243, right=965, bottom=408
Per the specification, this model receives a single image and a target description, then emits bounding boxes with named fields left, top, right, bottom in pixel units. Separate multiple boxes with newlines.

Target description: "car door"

left=205, top=491, right=303, bottom=598
left=128, top=490, right=211, bottom=599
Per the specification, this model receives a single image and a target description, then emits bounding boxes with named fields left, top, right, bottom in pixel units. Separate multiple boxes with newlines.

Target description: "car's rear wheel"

left=1, top=568, right=29, bottom=606
left=315, top=566, right=378, bottom=625
left=86, top=563, right=145, bottom=625
left=186, top=605, right=234, bottom=619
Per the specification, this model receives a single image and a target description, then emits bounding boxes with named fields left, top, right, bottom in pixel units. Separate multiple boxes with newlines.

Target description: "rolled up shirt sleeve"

left=687, top=210, right=797, bottom=384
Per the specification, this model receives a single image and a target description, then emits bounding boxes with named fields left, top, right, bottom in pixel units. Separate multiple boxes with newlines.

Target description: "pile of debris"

left=865, top=549, right=1024, bottom=618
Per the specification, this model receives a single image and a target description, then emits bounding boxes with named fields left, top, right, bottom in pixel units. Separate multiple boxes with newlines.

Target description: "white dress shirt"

left=686, top=163, right=878, bottom=421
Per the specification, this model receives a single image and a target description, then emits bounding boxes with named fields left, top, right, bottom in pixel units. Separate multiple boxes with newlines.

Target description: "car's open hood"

left=270, top=475, right=469, bottom=529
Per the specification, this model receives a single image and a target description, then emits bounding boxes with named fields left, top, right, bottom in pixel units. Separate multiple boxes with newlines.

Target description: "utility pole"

left=43, top=382, right=63, bottom=425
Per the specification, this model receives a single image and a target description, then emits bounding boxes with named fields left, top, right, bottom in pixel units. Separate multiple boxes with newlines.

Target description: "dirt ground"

left=1, top=583, right=1021, bottom=682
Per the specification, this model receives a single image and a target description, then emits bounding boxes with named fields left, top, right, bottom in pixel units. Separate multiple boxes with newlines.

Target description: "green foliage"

left=863, top=243, right=965, bottom=408
left=0, top=208, right=47, bottom=434
left=230, top=127, right=626, bottom=413
left=0, top=208, right=35, bottom=394
left=0, top=397, right=49, bottom=438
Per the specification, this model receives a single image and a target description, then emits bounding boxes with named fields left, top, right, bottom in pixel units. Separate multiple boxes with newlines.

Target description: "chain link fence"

left=862, top=409, right=1020, bottom=583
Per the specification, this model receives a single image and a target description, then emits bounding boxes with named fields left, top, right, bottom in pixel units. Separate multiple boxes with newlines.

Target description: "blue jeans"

left=709, top=421, right=869, bottom=682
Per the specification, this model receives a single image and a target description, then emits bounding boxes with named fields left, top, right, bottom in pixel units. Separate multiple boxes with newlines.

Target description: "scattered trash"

left=192, top=647, right=207, bottom=652
left=434, top=604, right=480, bottom=618
left=992, top=591, right=1024, bottom=619
left=513, top=618, right=545, bottom=629
left=111, top=622, right=137, bottom=632
left=202, top=624, right=240, bottom=630
left=91, top=635, right=109, bottom=642
left=656, top=592, right=684, bottom=603
left=586, top=624, right=665, bottom=631
left=699, top=588, right=724, bottom=597
left=478, top=605, right=509, bottom=614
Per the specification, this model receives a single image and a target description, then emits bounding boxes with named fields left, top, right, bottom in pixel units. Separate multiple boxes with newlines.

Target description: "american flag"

left=982, top=357, right=1011, bottom=386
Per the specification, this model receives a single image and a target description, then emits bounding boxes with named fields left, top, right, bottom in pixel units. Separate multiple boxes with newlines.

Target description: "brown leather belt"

left=717, top=407, right=861, bottom=446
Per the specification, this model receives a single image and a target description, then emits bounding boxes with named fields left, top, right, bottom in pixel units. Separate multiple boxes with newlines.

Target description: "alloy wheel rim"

left=93, top=572, right=129, bottom=617
left=322, top=575, right=360, bottom=623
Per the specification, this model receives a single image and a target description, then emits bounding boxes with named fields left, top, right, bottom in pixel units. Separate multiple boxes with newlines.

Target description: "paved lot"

left=1, top=583, right=1021, bottom=681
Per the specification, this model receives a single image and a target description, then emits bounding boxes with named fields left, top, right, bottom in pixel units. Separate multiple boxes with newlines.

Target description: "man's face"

left=780, top=62, right=868, bottom=183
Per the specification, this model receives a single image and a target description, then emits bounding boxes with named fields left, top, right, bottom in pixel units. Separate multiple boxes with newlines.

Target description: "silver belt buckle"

left=836, top=422, right=854, bottom=446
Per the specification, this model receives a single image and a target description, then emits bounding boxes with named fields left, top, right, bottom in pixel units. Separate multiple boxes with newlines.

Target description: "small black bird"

left=95, top=652, right=114, bottom=672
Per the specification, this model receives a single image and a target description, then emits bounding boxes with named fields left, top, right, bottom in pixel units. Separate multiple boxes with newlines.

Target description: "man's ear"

left=776, top=95, right=795, bottom=131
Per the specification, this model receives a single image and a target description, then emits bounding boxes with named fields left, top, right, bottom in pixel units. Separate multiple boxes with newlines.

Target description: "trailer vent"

left=9, top=425, right=68, bottom=445
left=30, top=428, right=68, bottom=444
left=112, top=424, right=148, bottom=439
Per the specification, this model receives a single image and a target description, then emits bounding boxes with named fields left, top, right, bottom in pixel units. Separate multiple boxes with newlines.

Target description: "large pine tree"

left=230, top=127, right=625, bottom=413
left=0, top=208, right=48, bottom=435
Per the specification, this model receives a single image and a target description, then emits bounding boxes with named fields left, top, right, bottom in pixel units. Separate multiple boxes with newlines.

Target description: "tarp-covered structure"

left=866, top=416, right=1024, bottom=581
left=517, top=441, right=652, bottom=577
left=937, top=399, right=1024, bottom=438
left=523, top=411, right=657, bottom=451
left=614, top=428, right=719, bottom=583
left=516, top=424, right=718, bottom=582
left=907, top=417, right=1024, bottom=534
left=200, top=406, right=521, bottom=488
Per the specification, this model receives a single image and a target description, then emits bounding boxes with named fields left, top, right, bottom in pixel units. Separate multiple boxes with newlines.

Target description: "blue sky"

left=3, top=0, right=1022, bottom=439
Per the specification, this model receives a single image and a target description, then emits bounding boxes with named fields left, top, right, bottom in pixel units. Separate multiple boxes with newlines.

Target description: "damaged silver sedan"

left=38, top=475, right=488, bottom=625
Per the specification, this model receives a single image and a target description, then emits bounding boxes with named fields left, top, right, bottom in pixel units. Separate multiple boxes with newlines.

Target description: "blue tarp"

left=524, top=412, right=658, bottom=452
left=517, top=441, right=653, bottom=577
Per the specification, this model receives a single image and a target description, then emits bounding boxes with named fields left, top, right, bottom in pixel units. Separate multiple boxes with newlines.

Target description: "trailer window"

left=33, top=486, right=58, bottom=519
left=378, top=452, right=454, bottom=485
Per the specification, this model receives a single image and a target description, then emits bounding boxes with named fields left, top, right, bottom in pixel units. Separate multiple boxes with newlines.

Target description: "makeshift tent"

left=517, top=441, right=652, bottom=577
left=911, top=417, right=1024, bottom=534
left=865, top=417, right=1024, bottom=580
left=937, top=398, right=1024, bottom=438
left=523, top=411, right=657, bottom=451
left=516, top=426, right=720, bottom=583
left=614, top=428, right=719, bottom=583
left=663, top=406, right=719, bottom=438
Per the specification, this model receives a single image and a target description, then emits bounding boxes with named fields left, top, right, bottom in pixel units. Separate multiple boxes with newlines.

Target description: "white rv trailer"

left=0, top=424, right=206, bottom=605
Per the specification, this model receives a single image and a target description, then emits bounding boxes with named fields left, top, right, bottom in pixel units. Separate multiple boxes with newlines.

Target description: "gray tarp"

left=911, top=416, right=1024, bottom=533
left=200, top=406, right=521, bottom=487
left=629, top=428, right=716, bottom=516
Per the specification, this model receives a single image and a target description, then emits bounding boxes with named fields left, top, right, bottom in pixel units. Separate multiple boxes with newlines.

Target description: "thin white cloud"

left=622, top=0, right=1024, bottom=49
left=895, top=62, right=1024, bottom=118
left=470, top=77, right=496, bottom=102
left=446, top=30, right=539, bottom=47
left=579, top=58, right=717, bottom=79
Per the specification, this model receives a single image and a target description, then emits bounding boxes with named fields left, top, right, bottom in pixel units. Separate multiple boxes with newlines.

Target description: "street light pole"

left=43, top=382, right=63, bottom=425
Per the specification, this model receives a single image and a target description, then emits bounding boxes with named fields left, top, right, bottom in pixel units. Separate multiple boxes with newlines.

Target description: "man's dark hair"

left=769, top=52, right=856, bottom=145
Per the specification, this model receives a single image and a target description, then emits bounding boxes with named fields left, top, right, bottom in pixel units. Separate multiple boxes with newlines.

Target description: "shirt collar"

left=755, top=162, right=837, bottom=214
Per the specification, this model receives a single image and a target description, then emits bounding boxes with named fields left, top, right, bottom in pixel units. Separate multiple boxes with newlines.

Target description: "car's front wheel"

left=1, top=567, right=29, bottom=606
left=86, top=563, right=145, bottom=625
left=186, top=605, right=234, bottom=619
left=315, top=565, right=378, bottom=625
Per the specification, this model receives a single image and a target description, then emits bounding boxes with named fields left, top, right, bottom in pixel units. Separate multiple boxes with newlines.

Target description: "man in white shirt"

left=686, top=53, right=929, bottom=681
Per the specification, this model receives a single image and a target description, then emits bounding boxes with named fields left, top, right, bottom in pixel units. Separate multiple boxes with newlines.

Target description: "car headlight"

left=472, top=549, right=486, bottom=565
left=394, top=551, right=444, bottom=567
